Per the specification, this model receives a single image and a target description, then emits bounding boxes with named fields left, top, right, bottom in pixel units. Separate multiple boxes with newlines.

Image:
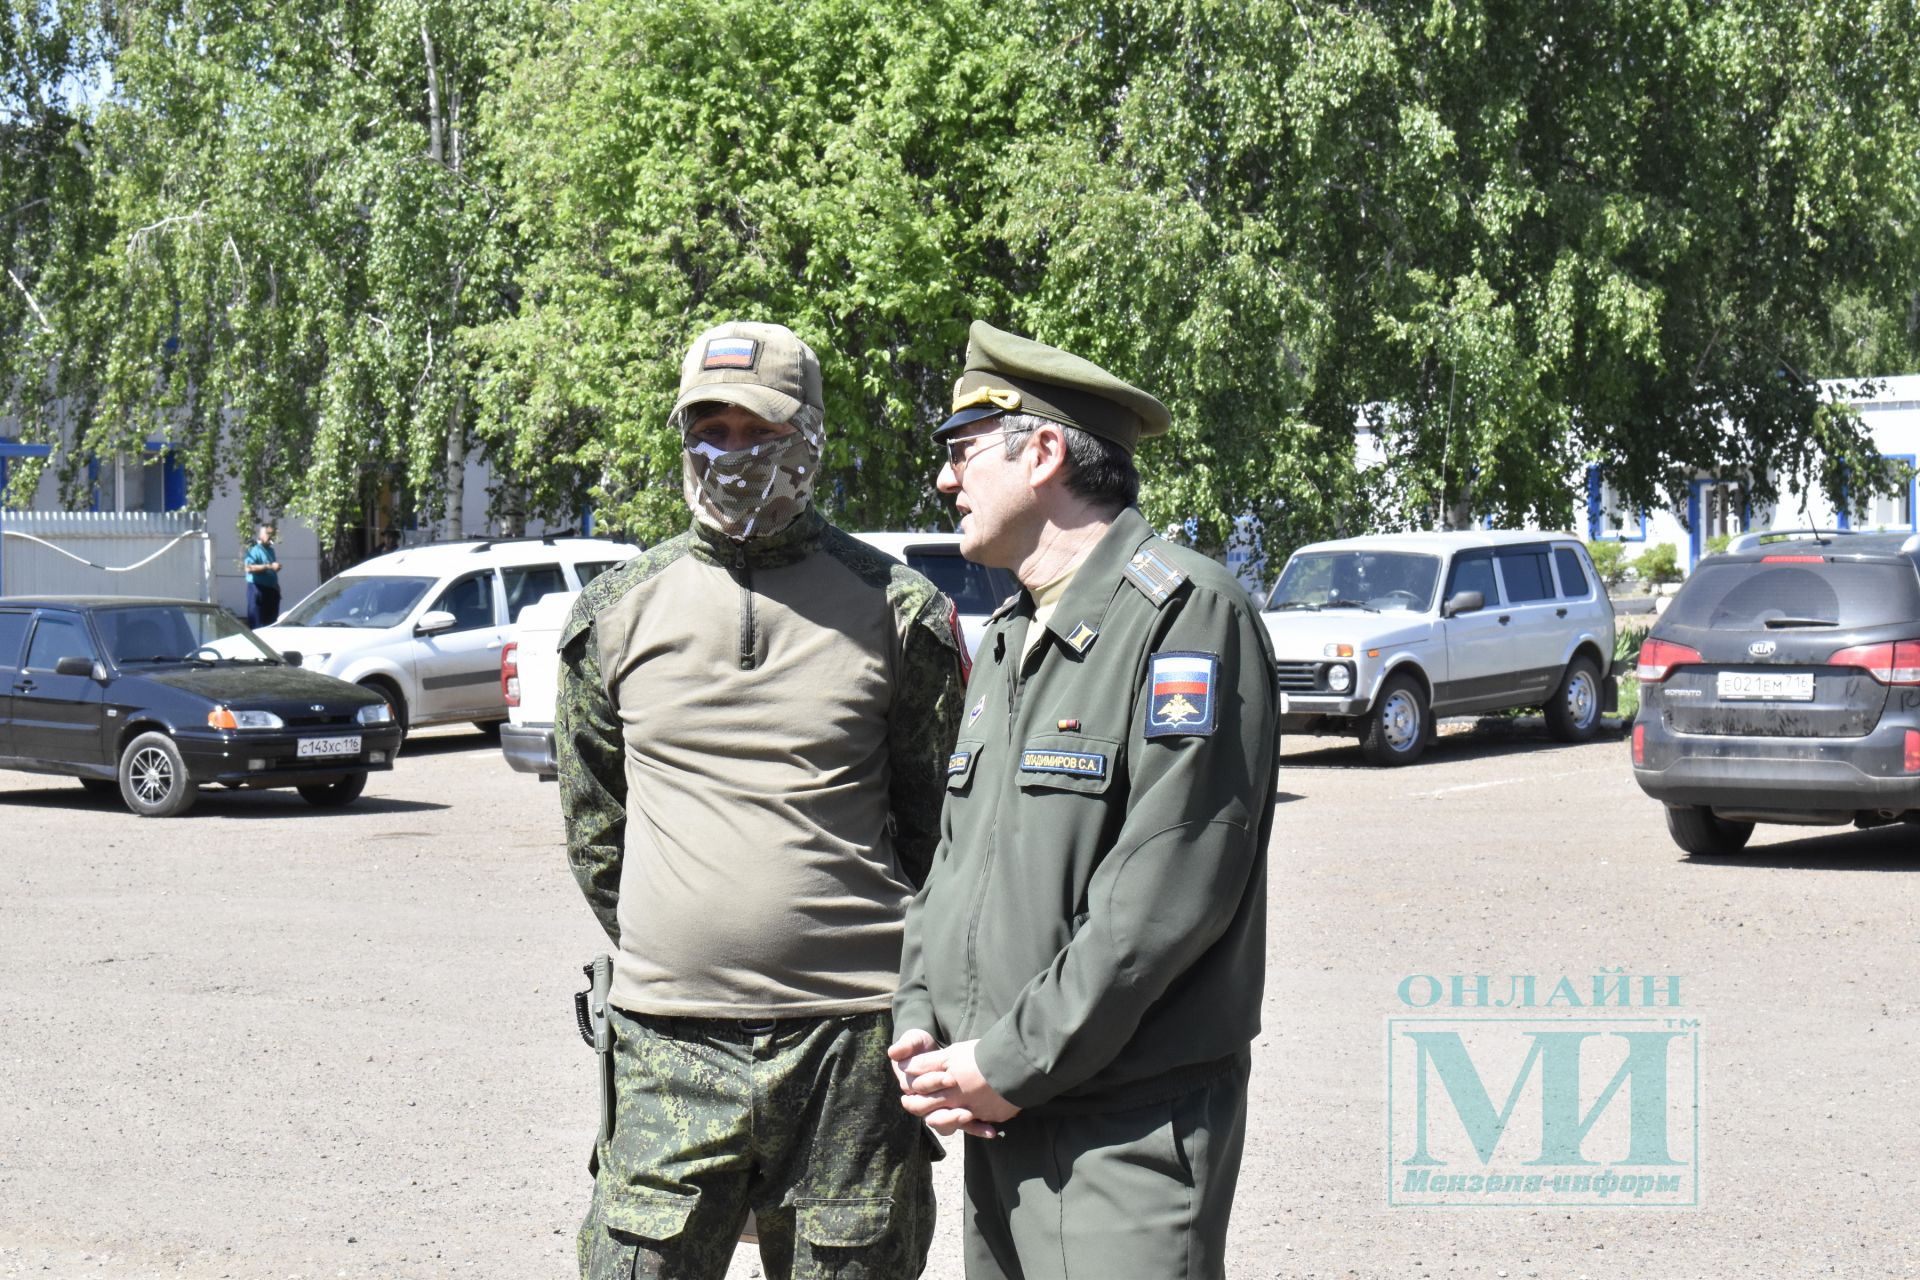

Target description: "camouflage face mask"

left=681, top=427, right=821, bottom=541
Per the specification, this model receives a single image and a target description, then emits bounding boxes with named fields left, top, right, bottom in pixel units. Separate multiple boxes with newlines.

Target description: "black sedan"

left=0, top=596, right=403, bottom=816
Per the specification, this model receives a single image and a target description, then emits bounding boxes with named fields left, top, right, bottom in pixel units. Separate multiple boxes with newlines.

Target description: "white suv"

left=1262, top=531, right=1616, bottom=764
left=260, top=535, right=640, bottom=734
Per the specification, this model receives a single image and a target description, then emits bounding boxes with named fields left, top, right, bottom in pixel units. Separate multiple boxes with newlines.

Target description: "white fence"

left=0, top=511, right=213, bottom=601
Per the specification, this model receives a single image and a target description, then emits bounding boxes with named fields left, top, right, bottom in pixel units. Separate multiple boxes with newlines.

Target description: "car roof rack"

left=1724, top=528, right=1853, bottom=555
left=462, top=532, right=582, bottom=553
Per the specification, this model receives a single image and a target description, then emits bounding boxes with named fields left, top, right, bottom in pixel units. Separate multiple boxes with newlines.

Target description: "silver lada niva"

left=1260, top=531, right=1617, bottom=764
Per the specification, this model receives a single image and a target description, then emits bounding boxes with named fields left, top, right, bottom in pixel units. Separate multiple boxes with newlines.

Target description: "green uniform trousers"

left=961, top=1061, right=1248, bottom=1280
left=579, top=1008, right=937, bottom=1280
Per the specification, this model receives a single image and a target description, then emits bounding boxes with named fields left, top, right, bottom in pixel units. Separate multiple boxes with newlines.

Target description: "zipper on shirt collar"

left=732, top=552, right=756, bottom=670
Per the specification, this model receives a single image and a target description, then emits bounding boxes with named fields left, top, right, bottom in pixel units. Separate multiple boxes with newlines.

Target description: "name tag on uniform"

left=1147, top=651, right=1219, bottom=737
left=1019, top=749, right=1108, bottom=778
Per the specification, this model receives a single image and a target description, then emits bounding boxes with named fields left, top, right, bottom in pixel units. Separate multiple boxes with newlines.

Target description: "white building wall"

left=4, top=425, right=552, bottom=614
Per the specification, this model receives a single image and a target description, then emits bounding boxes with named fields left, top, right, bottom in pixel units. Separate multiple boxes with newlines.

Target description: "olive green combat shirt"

left=895, top=507, right=1280, bottom=1114
left=557, top=510, right=966, bottom=1019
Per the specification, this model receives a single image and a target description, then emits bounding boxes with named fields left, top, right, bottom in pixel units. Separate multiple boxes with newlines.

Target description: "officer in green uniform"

left=889, top=322, right=1280, bottom=1280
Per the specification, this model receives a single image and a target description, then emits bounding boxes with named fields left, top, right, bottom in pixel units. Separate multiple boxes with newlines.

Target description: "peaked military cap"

left=935, top=321, right=1171, bottom=454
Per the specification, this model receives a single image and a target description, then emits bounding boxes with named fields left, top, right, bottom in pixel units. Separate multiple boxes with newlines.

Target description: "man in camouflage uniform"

left=559, top=320, right=968, bottom=1279
left=891, top=322, right=1279, bottom=1279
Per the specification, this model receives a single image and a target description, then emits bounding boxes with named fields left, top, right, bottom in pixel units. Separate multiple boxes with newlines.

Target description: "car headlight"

left=356, top=702, right=394, bottom=726
left=1326, top=663, right=1354, bottom=693
left=1323, top=642, right=1354, bottom=658
left=209, top=708, right=284, bottom=730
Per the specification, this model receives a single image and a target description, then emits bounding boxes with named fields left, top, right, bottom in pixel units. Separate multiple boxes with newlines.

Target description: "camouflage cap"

left=672, top=320, right=823, bottom=427
left=935, top=321, right=1171, bottom=453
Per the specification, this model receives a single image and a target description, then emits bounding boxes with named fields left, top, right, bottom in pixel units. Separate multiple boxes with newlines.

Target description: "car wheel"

left=359, top=681, right=408, bottom=743
left=1360, top=673, right=1429, bottom=766
left=1545, top=655, right=1603, bottom=742
left=1665, top=804, right=1754, bottom=857
left=79, top=777, right=118, bottom=798
left=297, top=772, right=368, bottom=808
left=118, top=731, right=198, bottom=817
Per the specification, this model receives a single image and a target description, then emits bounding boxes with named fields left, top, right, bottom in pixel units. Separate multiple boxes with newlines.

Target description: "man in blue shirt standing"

left=244, top=522, right=282, bottom=627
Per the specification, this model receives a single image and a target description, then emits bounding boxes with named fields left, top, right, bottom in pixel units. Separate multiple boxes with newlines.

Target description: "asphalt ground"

left=1, top=719, right=1916, bottom=1279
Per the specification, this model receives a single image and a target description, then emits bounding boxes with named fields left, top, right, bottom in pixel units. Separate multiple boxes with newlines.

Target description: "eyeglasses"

left=941, top=431, right=1009, bottom=474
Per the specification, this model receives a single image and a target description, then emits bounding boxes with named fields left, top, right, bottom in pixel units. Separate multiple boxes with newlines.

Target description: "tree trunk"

left=444, top=385, right=467, bottom=539
left=421, top=21, right=471, bottom=541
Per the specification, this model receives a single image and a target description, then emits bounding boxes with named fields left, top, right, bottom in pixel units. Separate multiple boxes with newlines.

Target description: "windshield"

left=98, top=604, right=280, bottom=665
left=907, top=549, right=1012, bottom=617
left=1267, top=551, right=1441, bottom=614
left=281, top=574, right=437, bottom=628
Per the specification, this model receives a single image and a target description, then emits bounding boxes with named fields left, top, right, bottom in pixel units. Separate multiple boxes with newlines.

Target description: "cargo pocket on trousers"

left=794, top=1196, right=895, bottom=1249
left=586, top=1183, right=697, bottom=1280
left=601, top=1182, right=696, bottom=1238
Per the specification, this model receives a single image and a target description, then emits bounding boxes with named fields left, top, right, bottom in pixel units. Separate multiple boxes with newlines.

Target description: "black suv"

left=1631, top=529, right=1920, bottom=854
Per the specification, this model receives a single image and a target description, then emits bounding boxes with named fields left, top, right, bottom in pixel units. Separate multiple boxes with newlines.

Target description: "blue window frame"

left=1688, top=479, right=1753, bottom=569
left=1586, top=465, right=1648, bottom=541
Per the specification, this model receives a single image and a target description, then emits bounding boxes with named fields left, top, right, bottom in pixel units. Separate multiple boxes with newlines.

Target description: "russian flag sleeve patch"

left=1146, top=650, right=1219, bottom=737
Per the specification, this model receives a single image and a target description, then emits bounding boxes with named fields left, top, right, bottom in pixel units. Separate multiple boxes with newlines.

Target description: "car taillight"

left=1906, top=730, right=1920, bottom=774
left=1828, top=640, right=1920, bottom=685
left=501, top=641, right=520, bottom=707
left=1761, top=554, right=1825, bottom=563
left=1636, top=638, right=1703, bottom=682
left=1632, top=722, right=1646, bottom=766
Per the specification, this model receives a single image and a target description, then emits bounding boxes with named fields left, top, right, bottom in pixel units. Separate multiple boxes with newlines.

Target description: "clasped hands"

left=887, top=1029, right=1020, bottom=1140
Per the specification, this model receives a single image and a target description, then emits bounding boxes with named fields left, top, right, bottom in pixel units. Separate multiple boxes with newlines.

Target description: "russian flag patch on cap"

left=1147, top=651, right=1218, bottom=737
left=702, top=337, right=759, bottom=370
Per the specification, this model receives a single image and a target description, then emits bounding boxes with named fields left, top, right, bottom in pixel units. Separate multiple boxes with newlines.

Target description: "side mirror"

left=414, top=610, right=458, bottom=636
left=1443, top=590, right=1485, bottom=618
left=55, top=656, right=97, bottom=678
left=280, top=650, right=303, bottom=667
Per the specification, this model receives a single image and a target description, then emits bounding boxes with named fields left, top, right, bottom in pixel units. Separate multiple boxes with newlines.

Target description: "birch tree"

left=5, top=0, right=529, bottom=553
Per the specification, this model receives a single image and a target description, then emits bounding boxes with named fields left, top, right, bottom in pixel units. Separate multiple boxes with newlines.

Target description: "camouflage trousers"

left=578, top=1007, right=938, bottom=1280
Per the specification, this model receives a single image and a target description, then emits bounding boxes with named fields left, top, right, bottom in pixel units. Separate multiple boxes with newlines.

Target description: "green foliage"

left=7, top=0, right=1920, bottom=547
left=1610, top=616, right=1653, bottom=722
left=1632, top=542, right=1680, bottom=587
left=4, top=0, right=537, bottom=542
left=1, top=0, right=110, bottom=503
left=1704, top=533, right=1732, bottom=558
left=1585, top=541, right=1628, bottom=590
left=470, top=0, right=1022, bottom=541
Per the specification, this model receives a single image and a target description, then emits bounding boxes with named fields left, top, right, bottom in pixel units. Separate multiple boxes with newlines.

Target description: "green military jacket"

left=557, top=509, right=968, bottom=1018
left=895, top=506, right=1280, bottom=1114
